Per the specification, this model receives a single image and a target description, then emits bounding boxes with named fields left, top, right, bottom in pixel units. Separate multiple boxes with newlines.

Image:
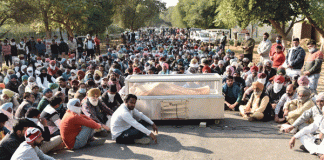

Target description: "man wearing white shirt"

left=111, top=94, right=158, bottom=144
left=84, top=34, right=96, bottom=60
left=257, top=32, right=272, bottom=62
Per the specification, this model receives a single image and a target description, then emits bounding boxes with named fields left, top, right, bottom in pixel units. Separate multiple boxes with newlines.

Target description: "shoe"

left=248, top=117, right=255, bottom=122
left=88, top=137, right=106, bottom=146
left=94, top=130, right=109, bottom=137
left=299, top=145, right=308, bottom=152
left=134, top=137, right=151, bottom=144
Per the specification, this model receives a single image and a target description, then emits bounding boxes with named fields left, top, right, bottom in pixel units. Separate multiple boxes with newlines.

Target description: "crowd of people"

left=0, top=28, right=323, bottom=159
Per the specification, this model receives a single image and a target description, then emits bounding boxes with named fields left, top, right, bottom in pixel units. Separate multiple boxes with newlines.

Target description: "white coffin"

left=124, top=74, right=225, bottom=120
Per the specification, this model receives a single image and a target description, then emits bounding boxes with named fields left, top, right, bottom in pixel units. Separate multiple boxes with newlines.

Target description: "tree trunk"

left=43, top=11, right=51, bottom=39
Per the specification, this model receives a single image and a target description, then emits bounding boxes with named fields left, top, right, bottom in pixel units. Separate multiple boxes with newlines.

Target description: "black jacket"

left=101, top=91, right=123, bottom=111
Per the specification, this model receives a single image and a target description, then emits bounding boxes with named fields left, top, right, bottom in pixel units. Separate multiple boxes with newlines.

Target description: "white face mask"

left=273, top=82, right=284, bottom=93
left=308, top=47, right=316, bottom=53
left=68, top=105, right=82, bottom=114
left=89, top=98, right=99, bottom=106
left=257, top=78, right=266, bottom=85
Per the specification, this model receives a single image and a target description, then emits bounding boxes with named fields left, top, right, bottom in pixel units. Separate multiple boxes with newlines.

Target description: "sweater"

left=60, top=110, right=101, bottom=149
left=10, top=141, right=55, bottom=160
left=303, top=49, right=323, bottom=75
left=0, top=132, right=24, bottom=160
left=272, top=51, right=286, bottom=68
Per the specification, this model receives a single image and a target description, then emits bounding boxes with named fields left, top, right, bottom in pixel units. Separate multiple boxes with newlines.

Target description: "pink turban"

left=298, top=76, right=310, bottom=86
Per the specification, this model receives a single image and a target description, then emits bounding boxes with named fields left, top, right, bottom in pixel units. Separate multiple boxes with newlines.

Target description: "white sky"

left=160, top=0, right=179, bottom=8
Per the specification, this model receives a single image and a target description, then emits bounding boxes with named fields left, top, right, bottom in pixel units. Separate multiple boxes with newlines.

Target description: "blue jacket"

left=222, top=83, right=242, bottom=103
left=286, top=47, right=305, bottom=69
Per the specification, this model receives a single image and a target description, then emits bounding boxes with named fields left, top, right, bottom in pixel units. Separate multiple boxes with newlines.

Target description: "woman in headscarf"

left=239, top=81, right=271, bottom=122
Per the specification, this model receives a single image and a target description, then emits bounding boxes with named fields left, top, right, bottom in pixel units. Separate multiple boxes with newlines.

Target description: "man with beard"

left=15, top=92, right=35, bottom=118
left=98, top=77, right=109, bottom=94
left=0, top=119, right=32, bottom=159
left=37, top=88, right=53, bottom=112
left=0, top=89, right=19, bottom=110
left=266, top=75, right=286, bottom=111
left=263, top=60, right=277, bottom=82
left=5, top=74, right=20, bottom=93
left=81, top=88, right=113, bottom=136
left=274, top=84, right=298, bottom=123
left=60, top=99, right=109, bottom=150
left=57, top=77, right=69, bottom=104
left=245, top=66, right=258, bottom=91
left=36, top=68, right=56, bottom=91
left=11, top=127, right=55, bottom=160
left=111, top=94, right=158, bottom=144
left=102, top=84, right=123, bottom=111
left=223, top=76, right=242, bottom=111
left=47, top=60, right=59, bottom=77
left=68, top=80, right=79, bottom=100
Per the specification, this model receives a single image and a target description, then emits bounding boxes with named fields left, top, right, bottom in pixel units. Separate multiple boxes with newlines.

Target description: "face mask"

left=308, top=47, right=316, bottom=53
left=257, top=78, right=266, bottom=85
left=273, top=83, right=283, bottom=93
left=68, top=105, right=81, bottom=114
left=79, top=88, right=86, bottom=94
left=276, top=40, right=281, bottom=44
left=89, top=98, right=99, bottom=106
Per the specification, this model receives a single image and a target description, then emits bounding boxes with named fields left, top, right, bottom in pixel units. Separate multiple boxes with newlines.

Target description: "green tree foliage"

left=115, top=0, right=166, bottom=31
left=216, top=0, right=304, bottom=39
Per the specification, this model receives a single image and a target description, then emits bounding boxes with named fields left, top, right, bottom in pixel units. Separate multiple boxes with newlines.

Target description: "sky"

left=160, top=0, right=179, bottom=8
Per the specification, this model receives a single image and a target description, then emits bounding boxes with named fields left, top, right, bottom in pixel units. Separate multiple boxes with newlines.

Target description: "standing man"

left=285, top=38, right=306, bottom=78
left=68, top=37, right=77, bottom=55
left=220, top=32, right=227, bottom=50
left=84, top=34, right=96, bottom=60
left=105, top=35, right=110, bottom=51
left=302, top=39, right=323, bottom=94
left=94, top=35, right=101, bottom=55
left=111, top=94, right=158, bottom=144
left=242, top=33, right=255, bottom=62
left=257, top=32, right=272, bottom=62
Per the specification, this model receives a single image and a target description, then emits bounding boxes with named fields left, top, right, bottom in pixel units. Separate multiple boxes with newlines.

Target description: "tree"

left=215, top=0, right=304, bottom=40
left=170, top=0, right=188, bottom=28
left=115, top=0, right=166, bottom=31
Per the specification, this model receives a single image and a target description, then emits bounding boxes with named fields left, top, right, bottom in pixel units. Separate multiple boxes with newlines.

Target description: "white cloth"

left=36, top=76, right=56, bottom=90
left=87, top=40, right=94, bottom=49
left=110, top=103, right=154, bottom=140
left=257, top=40, right=272, bottom=60
left=10, top=141, right=55, bottom=160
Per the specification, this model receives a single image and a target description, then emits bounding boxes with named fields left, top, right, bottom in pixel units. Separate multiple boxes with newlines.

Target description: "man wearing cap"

left=239, top=81, right=271, bottom=121
left=11, top=127, right=55, bottom=160
left=102, top=84, right=123, bottom=111
left=36, top=68, right=56, bottom=90
left=82, top=88, right=113, bottom=130
left=274, top=84, right=298, bottom=123
left=257, top=32, right=272, bottom=62
left=5, top=74, right=20, bottom=93
left=281, top=87, right=315, bottom=128
left=0, top=119, right=33, bottom=159
left=61, top=99, right=109, bottom=150
left=303, top=39, right=324, bottom=94
left=18, top=75, right=29, bottom=98
left=37, top=88, right=53, bottom=112
left=266, top=75, right=286, bottom=110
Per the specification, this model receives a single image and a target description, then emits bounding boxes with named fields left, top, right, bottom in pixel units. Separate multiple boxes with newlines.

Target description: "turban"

left=10, top=74, right=18, bottom=80
left=2, top=66, right=8, bottom=70
left=0, top=102, right=13, bottom=111
left=0, top=83, right=4, bottom=89
left=298, top=76, right=310, bottom=86
left=277, top=67, right=286, bottom=75
left=37, top=57, right=42, bottom=60
left=67, top=98, right=80, bottom=110
left=71, top=70, right=76, bottom=75
left=2, top=89, right=14, bottom=98
left=297, top=86, right=311, bottom=97
left=87, top=88, right=101, bottom=97
left=48, top=83, right=59, bottom=90
left=22, top=75, right=29, bottom=81
left=252, top=81, right=264, bottom=91
left=133, top=67, right=141, bottom=73
left=25, top=127, right=42, bottom=144
left=50, top=60, right=56, bottom=64
left=28, top=77, right=36, bottom=82
left=202, top=66, right=211, bottom=73
left=316, top=92, right=324, bottom=101
left=21, top=65, right=27, bottom=71
left=77, top=70, right=85, bottom=77
left=45, top=58, right=50, bottom=62
left=113, top=69, right=122, bottom=76
left=274, top=75, right=285, bottom=83
left=218, top=60, right=224, bottom=65
left=40, top=67, right=47, bottom=73
left=257, top=73, right=267, bottom=78
left=94, top=70, right=102, bottom=77
left=43, top=88, right=52, bottom=94
left=250, top=66, right=258, bottom=72
left=190, top=58, right=198, bottom=64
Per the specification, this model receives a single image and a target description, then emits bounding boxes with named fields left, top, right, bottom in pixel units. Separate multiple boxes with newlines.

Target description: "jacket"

left=222, top=83, right=242, bottom=103
left=272, top=51, right=286, bottom=68
left=286, top=47, right=306, bottom=69
left=303, top=49, right=323, bottom=75
left=257, top=39, right=272, bottom=58
left=292, top=105, right=322, bottom=128
left=284, top=99, right=315, bottom=125
left=0, top=132, right=25, bottom=159
left=269, top=43, right=285, bottom=57
left=242, top=38, right=255, bottom=55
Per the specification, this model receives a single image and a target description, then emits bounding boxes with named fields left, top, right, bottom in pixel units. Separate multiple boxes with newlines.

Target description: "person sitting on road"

left=239, top=81, right=271, bottom=121
left=274, top=84, right=298, bottom=123
left=266, top=75, right=286, bottom=112
left=223, top=76, right=242, bottom=111
left=111, top=94, right=158, bottom=144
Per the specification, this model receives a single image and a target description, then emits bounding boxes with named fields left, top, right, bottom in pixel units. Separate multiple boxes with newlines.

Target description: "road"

left=51, top=111, right=318, bottom=160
